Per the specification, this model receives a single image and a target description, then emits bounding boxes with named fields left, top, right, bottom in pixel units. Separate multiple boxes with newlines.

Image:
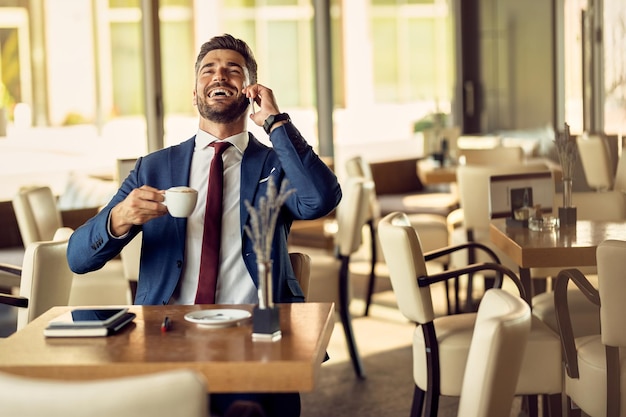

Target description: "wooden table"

left=489, top=218, right=626, bottom=301
left=0, top=302, right=335, bottom=393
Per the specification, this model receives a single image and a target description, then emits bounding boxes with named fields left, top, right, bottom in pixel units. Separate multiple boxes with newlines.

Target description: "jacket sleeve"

left=268, top=122, right=342, bottom=219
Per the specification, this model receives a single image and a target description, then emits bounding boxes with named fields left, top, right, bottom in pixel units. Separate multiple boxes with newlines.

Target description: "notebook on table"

left=44, top=307, right=136, bottom=338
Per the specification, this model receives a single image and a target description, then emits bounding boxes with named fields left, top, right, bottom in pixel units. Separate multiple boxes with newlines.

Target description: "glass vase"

left=257, top=260, right=273, bottom=309
left=253, top=259, right=281, bottom=341
left=559, top=178, right=577, bottom=226
left=562, top=178, right=573, bottom=208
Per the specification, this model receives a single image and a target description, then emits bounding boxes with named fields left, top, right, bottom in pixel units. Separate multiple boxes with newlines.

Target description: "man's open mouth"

left=208, top=88, right=235, bottom=98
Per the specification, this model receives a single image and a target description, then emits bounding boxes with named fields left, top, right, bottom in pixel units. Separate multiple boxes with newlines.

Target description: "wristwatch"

left=263, top=113, right=291, bottom=134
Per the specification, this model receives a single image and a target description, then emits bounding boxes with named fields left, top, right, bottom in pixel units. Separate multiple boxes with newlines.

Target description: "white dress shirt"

left=174, top=129, right=257, bottom=305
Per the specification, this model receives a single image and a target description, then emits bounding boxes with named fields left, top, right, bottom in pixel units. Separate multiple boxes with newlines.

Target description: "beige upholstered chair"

left=0, top=229, right=73, bottom=331
left=555, top=239, right=626, bottom=417
left=612, top=148, right=626, bottom=193
left=576, top=133, right=614, bottom=191
left=451, top=163, right=552, bottom=310
left=298, top=176, right=373, bottom=379
left=12, top=185, right=63, bottom=246
left=345, top=156, right=452, bottom=315
left=378, top=212, right=562, bottom=417
left=0, top=369, right=208, bottom=417
left=531, top=190, right=626, bottom=339
left=457, top=289, right=531, bottom=417
left=11, top=185, right=130, bottom=305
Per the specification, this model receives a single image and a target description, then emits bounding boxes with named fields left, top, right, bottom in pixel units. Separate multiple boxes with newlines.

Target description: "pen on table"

left=161, top=316, right=171, bottom=332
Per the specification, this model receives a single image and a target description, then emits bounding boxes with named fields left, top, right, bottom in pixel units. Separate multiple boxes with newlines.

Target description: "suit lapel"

left=240, top=133, right=272, bottom=233
left=168, top=137, right=196, bottom=241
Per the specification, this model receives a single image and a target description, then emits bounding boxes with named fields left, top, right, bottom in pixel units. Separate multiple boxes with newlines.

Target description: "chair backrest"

left=0, top=369, right=208, bottom=417
left=12, top=185, right=63, bottom=246
left=596, top=240, right=626, bottom=348
left=613, top=149, right=626, bottom=194
left=289, top=252, right=311, bottom=299
left=377, top=211, right=434, bottom=324
left=456, top=163, right=551, bottom=230
left=17, top=236, right=74, bottom=330
left=457, top=289, right=531, bottom=417
left=335, top=176, right=376, bottom=257
left=577, top=134, right=614, bottom=191
left=345, top=155, right=381, bottom=220
left=458, top=146, right=524, bottom=166
left=552, top=191, right=626, bottom=220
left=116, top=158, right=143, bottom=294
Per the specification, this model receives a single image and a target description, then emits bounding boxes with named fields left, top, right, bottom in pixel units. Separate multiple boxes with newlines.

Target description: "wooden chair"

left=289, top=252, right=311, bottom=299
left=456, top=289, right=531, bottom=417
left=0, top=369, right=208, bottom=417
left=0, top=229, right=73, bottom=331
left=555, top=240, right=626, bottom=417
left=378, top=211, right=562, bottom=417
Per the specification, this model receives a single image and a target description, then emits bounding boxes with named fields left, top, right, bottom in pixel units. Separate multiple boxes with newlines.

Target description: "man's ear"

left=192, top=89, right=197, bottom=106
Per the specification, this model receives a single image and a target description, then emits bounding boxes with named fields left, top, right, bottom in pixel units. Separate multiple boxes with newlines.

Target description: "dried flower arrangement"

left=554, top=122, right=578, bottom=181
left=244, top=177, right=296, bottom=263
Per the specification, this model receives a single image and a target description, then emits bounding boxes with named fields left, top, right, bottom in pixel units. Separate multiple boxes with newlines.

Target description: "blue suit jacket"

left=67, top=123, right=341, bottom=305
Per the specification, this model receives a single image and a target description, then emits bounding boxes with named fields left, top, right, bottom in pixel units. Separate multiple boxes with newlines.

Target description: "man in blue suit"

left=67, top=34, right=341, bottom=417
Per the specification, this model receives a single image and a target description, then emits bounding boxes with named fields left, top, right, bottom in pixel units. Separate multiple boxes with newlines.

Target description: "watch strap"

left=263, top=113, right=291, bottom=134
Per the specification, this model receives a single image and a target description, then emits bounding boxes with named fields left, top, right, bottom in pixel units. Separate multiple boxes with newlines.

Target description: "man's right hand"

left=109, top=185, right=168, bottom=237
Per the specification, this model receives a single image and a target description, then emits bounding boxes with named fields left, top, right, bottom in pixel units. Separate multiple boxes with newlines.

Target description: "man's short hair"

left=195, top=34, right=258, bottom=85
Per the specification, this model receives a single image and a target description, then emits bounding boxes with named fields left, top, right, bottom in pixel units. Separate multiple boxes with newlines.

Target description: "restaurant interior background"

left=0, top=0, right=624, bottom=203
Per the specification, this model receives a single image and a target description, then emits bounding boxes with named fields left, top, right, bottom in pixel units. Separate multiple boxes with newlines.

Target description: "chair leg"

left=339, top=255, right=366, bottom=379
left=454, top=276, right=461, bottom=314
left=524, top=394, right=538, bottom=417
left=543, top=393, right=561, bottom=417
left=363, top=220, right=377, bottom=317
left=411, top=385, right=425, bottom=417
left=422, top=323, right=440, bottom=417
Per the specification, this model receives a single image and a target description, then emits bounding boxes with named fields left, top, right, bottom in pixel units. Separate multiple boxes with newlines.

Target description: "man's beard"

left=196, top=91, right=249, bottom=124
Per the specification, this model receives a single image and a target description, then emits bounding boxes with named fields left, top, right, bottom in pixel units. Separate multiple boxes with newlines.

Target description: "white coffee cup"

left=163, top=186, right=198, bottom=218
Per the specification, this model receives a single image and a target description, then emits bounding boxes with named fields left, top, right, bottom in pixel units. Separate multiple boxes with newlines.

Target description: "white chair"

left=294, top=176, right=372, bottom=379
left=0, top=228, right=73, bottom=331
left=555, top=240, right=626, bottom=417
left=531, top=190, right=626, bottom=339
left=11, top=185, right=131, bottom=305
left=612, top=147, right=626, bottom=194
left=451, top=163, right=552, bottom=310
left=378, top=211, right=562, bottom=417
left=0, top=369, right=208, bottom=417
left=345, top=156, right=453, bottom=315
left=576, top=133, right=614, bottom=191
left=116, top=157, right=142, bottom=301
left=457, top=289, right=531, bottom=417
left=12, top=185, right=63, bottom=247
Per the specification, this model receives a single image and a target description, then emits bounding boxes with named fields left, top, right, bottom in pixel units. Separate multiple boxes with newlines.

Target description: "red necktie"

left=195, top=141, right=232, bottom=304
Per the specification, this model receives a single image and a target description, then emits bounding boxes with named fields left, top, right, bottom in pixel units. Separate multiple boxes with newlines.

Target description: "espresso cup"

left=163, top=186, right=198, bottom=218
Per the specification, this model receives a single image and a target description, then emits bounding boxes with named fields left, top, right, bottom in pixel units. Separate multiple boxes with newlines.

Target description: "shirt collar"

left=195, top=129, right=248, bottom=154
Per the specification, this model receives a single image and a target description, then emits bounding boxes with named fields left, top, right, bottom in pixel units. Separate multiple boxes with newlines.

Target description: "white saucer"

left=184, top=309, right=252, bottom=328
